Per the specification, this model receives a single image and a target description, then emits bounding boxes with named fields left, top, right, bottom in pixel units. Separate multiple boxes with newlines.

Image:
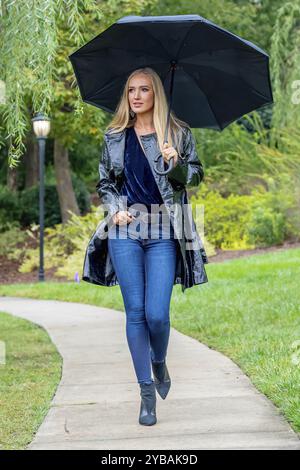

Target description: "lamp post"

left=31, top=113, right=51, bottom=281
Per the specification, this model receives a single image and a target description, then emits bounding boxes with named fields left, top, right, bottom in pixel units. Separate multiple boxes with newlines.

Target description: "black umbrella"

left=69, top=14, right=273, bottom=175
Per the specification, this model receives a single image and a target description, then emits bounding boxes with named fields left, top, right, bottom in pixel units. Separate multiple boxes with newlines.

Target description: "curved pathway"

left=0, top=296, right=299, bottom=450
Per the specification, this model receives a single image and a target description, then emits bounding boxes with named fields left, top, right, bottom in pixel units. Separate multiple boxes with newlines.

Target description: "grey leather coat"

left=82, top=126, right=209, bottom=293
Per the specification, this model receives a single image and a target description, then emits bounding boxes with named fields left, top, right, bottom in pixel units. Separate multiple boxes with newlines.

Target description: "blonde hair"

left=105, top=67, right=190, bottom=155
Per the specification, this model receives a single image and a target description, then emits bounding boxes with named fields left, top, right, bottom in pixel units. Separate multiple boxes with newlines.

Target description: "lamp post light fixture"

left=31, top=112, right=51, bottom=281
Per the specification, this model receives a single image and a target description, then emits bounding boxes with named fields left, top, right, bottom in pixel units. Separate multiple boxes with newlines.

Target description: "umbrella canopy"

left=69, top=14, right=273, bottom=173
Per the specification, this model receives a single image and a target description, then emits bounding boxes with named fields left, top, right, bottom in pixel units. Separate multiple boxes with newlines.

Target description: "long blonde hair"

left=105, top=67, right=190, bottom=155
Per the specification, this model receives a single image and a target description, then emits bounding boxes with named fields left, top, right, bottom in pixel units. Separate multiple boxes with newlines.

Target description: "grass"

left=0, top=312, right=62, bottom=450
left=0, top=247, right=299, bottom=438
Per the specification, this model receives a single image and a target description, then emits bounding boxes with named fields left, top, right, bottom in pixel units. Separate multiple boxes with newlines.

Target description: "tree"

left=0, top=0, right=156, bottom=222
left=269, top=1, right=300, bottom=139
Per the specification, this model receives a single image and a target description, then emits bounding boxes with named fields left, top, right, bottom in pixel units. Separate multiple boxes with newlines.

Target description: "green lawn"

left=0, top=312, right=62, bottom=450
left=0, top=247, right=299, bottom=438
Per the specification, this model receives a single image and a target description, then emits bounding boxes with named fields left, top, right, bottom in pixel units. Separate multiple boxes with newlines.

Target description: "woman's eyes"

left=129, top=88, right=149, bottom=92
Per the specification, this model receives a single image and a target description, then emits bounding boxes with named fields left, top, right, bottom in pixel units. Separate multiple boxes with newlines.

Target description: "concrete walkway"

left=1, top=296, right=299, bottom=450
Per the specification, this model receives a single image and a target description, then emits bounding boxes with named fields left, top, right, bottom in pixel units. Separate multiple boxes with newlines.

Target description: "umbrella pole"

left=153, top=61, right=177, bottom=176
left=164, top=61, right=177, bottom=144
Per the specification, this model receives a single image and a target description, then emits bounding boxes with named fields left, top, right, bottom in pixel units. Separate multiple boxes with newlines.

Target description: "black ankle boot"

left=151, top=359, right=171, bottom=400
left=139, top=381, right=157, bottom=426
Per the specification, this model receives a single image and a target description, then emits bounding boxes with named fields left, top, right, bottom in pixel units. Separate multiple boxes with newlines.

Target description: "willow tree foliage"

left=269, top=0, right=300, bottom=143
left=0, top=0, right=155, bottom=168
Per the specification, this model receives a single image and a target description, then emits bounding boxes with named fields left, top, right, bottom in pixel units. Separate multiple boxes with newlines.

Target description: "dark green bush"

left=19, top=183, right=61, bottom=227
left=19, top=175, right=90, bottom=227
left=0, top=185, right=21, bottom=232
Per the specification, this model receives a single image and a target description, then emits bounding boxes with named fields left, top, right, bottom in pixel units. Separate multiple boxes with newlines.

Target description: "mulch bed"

left=209, top=240, right=300, bottom=263
left=1, top=238, right=299, bottom=285
left=0, top=230, right=69, bottom=285
left=0, top=255, right=69, bottom=285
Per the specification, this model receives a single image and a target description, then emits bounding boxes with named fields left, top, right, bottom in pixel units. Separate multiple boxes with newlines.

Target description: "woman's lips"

left=133, top=103, right=143, bottom=106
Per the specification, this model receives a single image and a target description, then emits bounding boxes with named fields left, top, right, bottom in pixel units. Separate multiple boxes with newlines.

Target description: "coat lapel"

left=104, top=127, right=173, bottom=205
left=104, top=127, right=163, bottom=177
left=104, top=130, right=126, bottom=177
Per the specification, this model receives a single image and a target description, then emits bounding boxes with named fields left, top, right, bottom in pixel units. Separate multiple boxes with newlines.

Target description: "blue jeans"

left=107, top=212, right=177, bottom=385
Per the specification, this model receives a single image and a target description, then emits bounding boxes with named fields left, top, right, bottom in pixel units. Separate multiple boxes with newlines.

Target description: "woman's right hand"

left=112, top=210, right=135, bottom=225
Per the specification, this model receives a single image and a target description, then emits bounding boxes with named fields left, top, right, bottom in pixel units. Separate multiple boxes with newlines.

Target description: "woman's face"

left=128, top=74, right=154, bottom=115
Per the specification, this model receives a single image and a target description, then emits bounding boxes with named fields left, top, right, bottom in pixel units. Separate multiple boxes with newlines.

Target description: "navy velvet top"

left=119, top=127, right=164, bottom=211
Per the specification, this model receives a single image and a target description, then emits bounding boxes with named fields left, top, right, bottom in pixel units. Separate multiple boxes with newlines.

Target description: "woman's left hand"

left=162, top=142, right=178, bottom=166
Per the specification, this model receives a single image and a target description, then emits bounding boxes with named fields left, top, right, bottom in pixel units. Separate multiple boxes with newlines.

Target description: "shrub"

left=0, top=223, right=26, bottom=256
left=246, top=206, right=285, bottom=246
left=19, top=175, right=90, bottom=227
left=191, top=178, right=300, bottom=250
left=0, top=185, right=21, bottom=231
left=19, top=184, right=61, bottom=227
left=11, top=205, right=102, bottom=278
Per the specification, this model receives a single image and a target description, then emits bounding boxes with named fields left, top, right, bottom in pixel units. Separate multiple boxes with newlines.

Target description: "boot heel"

left=139, top=382, right=157, bottom=426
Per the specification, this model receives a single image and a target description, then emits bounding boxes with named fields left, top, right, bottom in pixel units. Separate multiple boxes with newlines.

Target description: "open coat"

left=82, top=126, right=209, bottom=293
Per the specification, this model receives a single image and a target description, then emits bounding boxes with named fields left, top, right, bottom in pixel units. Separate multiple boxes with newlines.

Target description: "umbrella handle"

left=153, top=154, right=175, bottom=175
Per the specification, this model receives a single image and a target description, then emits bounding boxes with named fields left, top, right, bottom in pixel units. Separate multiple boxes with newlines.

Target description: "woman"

left=83, top=66, right=208, bottom=426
